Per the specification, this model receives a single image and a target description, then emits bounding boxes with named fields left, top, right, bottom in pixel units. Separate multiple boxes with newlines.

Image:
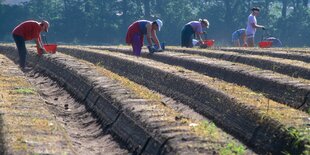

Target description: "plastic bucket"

left=202, top=40, right=215, bottom=47
left=258, top=41, right=272, bottom=48
left=44, top=44, right=57, bottom=53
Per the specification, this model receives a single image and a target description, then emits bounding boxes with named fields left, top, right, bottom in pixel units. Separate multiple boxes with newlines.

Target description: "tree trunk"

left=223, top=0, right=232, bottom=24
left=293, top=0, right=301, bottom=12
left=122, top=0, right=129, bottom=26
left=303, top=0, right=308, bottom=7
left=265, top=0, right=271, bottom=13
left=282, top=0, right=288, bottom=18
left=143, top=0, right=151, bottom=18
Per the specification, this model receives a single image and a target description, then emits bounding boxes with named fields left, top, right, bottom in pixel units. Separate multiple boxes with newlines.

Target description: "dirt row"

left=87, top=46, right=310, bottom=112
left=0, top=54, right=73, bottom=154
left=168, top=47, right=310, bottom=79
left=219, top=47, right=310, bottom=63
left=26, top=70, right=128, bottom=154
left=0, top=44, right=252, bottom=154
left=55, top=45, right=309, bottom=154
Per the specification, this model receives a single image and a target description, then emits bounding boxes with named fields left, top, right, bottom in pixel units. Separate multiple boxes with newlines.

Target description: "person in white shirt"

left=246, top=7, right=265, bottom=47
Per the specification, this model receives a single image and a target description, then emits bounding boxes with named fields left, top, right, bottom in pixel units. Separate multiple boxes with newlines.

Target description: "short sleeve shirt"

left=136, top=20, right=152, bottom=35
left=12, top=20, right=42, bottom=41
left=246, top=14, right=257, bottom=36
left=188, top=21, right=203, bottom=34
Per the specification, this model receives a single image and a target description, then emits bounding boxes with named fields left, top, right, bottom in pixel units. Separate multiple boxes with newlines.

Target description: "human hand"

left=148, top=46, right=156, bottom=53
left=262, top=26, right=266, bottom=30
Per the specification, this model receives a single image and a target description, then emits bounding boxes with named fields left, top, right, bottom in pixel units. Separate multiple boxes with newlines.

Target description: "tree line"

left=0, top=0, right=309, bottom=47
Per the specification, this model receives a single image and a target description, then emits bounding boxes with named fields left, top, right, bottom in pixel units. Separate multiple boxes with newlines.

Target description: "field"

left=0, top=44, right=309, bottom=154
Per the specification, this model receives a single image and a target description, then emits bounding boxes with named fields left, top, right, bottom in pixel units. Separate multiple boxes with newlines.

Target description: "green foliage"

left=219, top=141, right=246, bottom=155
left=283, top=127, right=310, bottom=154
left=0, top=0, right=309, bottom=46
left=12, top=88, right=35, bottom=94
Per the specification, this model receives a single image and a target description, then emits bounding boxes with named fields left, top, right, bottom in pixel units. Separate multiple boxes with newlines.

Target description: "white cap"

left=155, top=19, right=163, bottom=31
left=41, top=20, right=50, bottom=32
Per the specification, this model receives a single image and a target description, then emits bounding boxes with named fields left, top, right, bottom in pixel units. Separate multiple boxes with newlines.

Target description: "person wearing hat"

left=126, top=19, right=163, bottom=56
left=246, top=7, right=265, bottom=47
left=266, top=37, right=282, bottom=47
left=232, top=28, right=247, bottom=47
left=12, top=20, right=49, bottom=69
left=181, top=19, right=209, bottom=48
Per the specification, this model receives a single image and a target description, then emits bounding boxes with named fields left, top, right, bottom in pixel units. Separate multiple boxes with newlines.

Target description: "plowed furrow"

left=27, top=71, right=128, bottom=155
left=86, top=46, right=310, bottom=112
left=219, top=47, right=310, bottom=63
left=55, top=45, right=309, bottom=154
left=167, top=47, right=310, bottom=79
left=0, top=54, right=73, bottom=154
left=0, top=45, right=251, bottom=155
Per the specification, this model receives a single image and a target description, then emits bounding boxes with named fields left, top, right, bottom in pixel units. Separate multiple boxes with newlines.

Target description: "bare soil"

left=26, top=69, right=128, bottom=155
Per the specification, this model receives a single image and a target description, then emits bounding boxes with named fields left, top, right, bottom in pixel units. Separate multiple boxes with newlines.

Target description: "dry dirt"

left=26, top=69, right=129, bottom=155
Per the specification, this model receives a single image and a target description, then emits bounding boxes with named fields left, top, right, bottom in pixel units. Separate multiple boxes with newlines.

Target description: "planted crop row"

left=87, top=46, right=310, bottom=112
left=219, top=47, right=310, bottom=63
left=169, top=47, right=310, bottom=79
left=57, top=46, right=309, bottom=154
left=0, top=53, right=73, bottom=154
left=0, top=45, right=250, bottom=155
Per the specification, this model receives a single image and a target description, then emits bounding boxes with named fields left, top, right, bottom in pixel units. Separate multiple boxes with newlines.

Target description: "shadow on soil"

left=0, top=113, right=6, bottom=154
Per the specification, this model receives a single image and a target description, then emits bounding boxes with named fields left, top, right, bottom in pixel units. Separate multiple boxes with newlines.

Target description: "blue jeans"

left=181, top=24, right=194, bottom=47
left=13, top=34, right=27, bottom=68
left=132, top=33, right=143, bottom=56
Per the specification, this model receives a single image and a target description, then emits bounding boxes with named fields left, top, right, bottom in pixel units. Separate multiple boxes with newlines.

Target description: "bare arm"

left=35, top=36, right=46, bottom=53
left=146, top=23, right=153, bottom=46
left=251, top=23, right=264, bottom=29
left=35, top=37, right=43, bottom=49
left=151, top=30, right=160, bottom=48
left=196, top=32, right=204, bottom=43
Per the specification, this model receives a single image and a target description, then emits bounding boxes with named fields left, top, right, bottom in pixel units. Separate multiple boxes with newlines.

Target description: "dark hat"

left=251, top=7, right=260, bottom=12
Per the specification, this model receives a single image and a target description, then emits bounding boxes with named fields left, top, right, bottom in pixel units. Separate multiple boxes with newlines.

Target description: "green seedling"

left=192, top=121, right=219, bottom=139
left=220, top=141, right=246, bottom=155
left=13, top=88, right=35, bottom=94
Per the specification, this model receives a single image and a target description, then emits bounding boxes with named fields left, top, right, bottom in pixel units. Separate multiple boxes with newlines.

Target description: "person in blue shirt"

left=232, top=28, right=247, bottom=47
left=266, top=37, right=282, bottom=47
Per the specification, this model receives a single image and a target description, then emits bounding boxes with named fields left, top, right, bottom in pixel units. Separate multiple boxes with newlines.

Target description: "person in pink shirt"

left=12, top=20, right=49, bottom=69
left=246, top=7, right=265, bottom=47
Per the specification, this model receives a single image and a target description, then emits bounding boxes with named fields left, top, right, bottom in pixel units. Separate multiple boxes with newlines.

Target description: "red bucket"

left=202, top=40, right=215, bottom=47
left=259, top=41, right=272, bottom=48
left=44, top=44, right=57, bottom=53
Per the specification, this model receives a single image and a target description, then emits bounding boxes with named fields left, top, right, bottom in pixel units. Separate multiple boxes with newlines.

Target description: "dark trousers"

left=181, top=24, right=194, bottom=47
left=12, top=34, right=27, bottom=68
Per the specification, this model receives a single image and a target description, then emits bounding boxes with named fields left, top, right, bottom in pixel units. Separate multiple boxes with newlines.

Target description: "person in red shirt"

left=126, top=19, right=163, bottom=56
left=12, top=20, right=49, bottom=69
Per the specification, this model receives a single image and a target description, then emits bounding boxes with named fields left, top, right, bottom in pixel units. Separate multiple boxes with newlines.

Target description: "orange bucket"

left=258, top=41, right=272, bottom=48
left=44, top=44, right=57, bottom=53
left=202, top=40, right=215, bottom=47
